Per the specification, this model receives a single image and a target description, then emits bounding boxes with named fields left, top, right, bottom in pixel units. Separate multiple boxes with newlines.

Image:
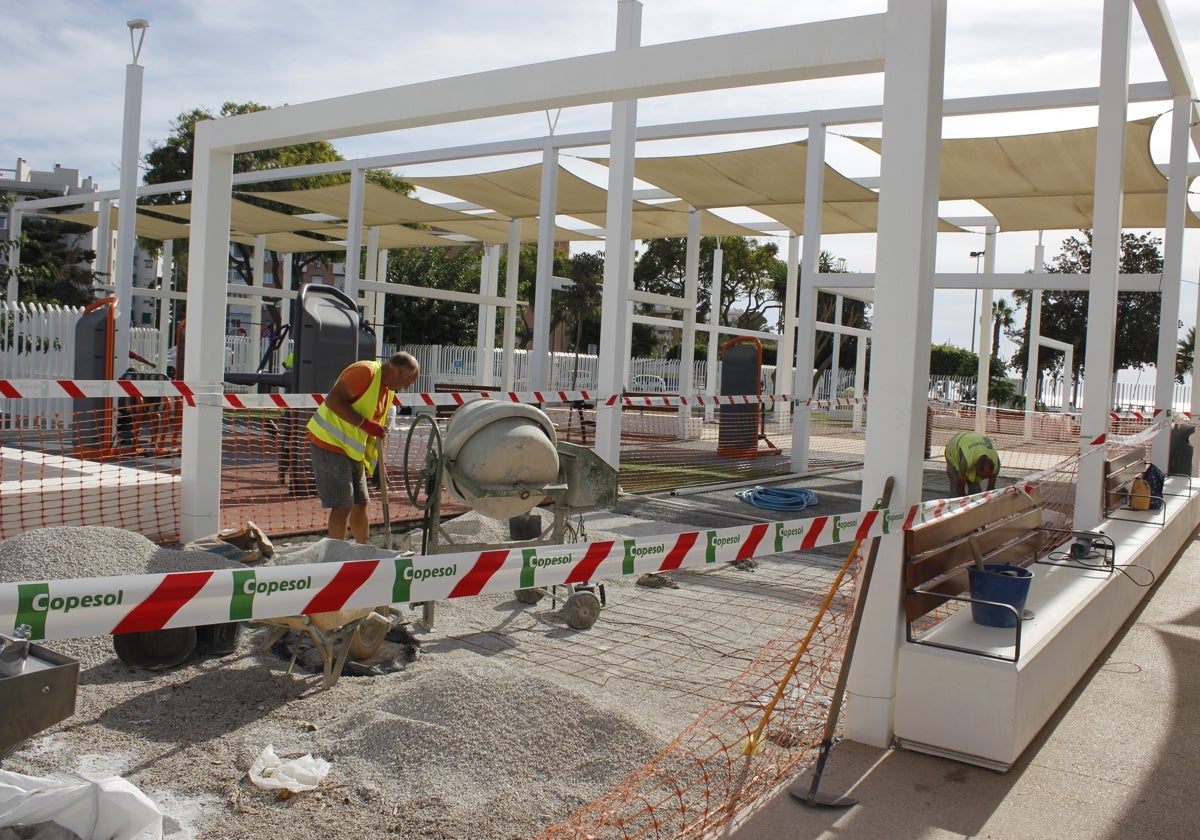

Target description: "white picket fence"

left=2, top=301, right=1191, bottom=430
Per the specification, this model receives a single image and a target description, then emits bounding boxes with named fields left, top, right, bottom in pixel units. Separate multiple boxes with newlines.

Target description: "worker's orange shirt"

left=307, top=362, right=391, bottom=453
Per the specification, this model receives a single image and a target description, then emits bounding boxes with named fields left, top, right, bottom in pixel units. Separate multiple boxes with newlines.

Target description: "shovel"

left=378, top=437, right=393, bottom=551
left=792, top=476, right=894, bottom=809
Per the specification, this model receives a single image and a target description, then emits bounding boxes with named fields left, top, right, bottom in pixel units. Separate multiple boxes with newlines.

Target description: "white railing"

left=2, top=304, right=1193, bottom=427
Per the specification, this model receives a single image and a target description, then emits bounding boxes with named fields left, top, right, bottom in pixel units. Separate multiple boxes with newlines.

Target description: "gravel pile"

left=0, top=526, right=247, bottom=583
left=0, top=516, right=670, bottom=839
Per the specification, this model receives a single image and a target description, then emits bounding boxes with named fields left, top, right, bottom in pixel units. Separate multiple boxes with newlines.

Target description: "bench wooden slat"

left=904, top=487, right=1043, bottom=556
left=905, top=509, right=1045, bottom=589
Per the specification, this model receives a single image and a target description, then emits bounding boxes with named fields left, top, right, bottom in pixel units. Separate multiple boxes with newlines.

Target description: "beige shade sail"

left=320, top=224, right=463, bottom=249
left=45, top=206, right=192, bottom=241
left=427, top=214, right=599, bottom=244
left=228, top=231, right=347, bottom=253
left=749, top=202, right=965, bottom=234
left=849, top=116, right=1200, bottom=231
left=260, top=182, right=479, bottom=226
left=587, top=141, right=880, bottom=208
left=570, top=200, right=762, bottom=238
left=150, top=199, right=340, bottom=236
left=408, top=165, right=614, bottom=218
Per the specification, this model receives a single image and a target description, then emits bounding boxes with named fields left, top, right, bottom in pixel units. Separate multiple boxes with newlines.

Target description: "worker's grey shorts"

left=309, top=443, right=369, bottom=509
left=944, top=461, right=982, bottom=495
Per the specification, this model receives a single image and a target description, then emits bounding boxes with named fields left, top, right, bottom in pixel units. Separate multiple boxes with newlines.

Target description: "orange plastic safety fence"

left=0, top=402, right=181, bottom=542
left=539, top=551, right=863, bottom=840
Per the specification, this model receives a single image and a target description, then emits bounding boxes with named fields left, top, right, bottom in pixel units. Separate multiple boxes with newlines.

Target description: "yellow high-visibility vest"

left=306, top=361, right=389, bottom=474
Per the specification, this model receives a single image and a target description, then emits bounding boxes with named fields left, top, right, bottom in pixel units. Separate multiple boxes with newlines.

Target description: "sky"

left=6, top=0, right=1200, bottom=374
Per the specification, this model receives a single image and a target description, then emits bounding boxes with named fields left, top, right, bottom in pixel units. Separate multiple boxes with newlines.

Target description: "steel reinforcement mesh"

left=537, top=546, right=864, bottom=840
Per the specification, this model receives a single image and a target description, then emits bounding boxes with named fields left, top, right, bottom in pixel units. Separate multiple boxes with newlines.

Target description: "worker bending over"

left=944, top=430, right=1000, bottom=497
left=307, top=352, right=420, bottom=541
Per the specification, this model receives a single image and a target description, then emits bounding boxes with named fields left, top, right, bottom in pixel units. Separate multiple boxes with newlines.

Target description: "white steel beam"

left=201, top=18, right=886, bottom=153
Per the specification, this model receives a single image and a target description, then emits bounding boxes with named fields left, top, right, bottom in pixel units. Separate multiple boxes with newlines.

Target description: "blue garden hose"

left=735, top=486, right=819, bottom=511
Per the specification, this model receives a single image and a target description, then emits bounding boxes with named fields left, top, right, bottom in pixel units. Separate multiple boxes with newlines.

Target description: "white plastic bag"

left=0, top=770, right=161, bottom=840
left=247, top=745, right=330, bottom=793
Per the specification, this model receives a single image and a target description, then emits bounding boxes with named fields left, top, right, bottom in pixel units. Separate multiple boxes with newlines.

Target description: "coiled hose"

left=734, top=485, right=819, bottom=511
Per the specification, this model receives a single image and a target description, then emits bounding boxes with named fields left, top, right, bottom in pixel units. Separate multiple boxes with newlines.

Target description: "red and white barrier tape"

left=0, top=378, right=867, bottom=412
left=1, top=502, right=912, bottom=643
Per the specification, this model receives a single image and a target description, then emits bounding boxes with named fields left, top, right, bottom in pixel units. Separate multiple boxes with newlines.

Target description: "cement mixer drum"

left=442, top=401, right=560, bottom=519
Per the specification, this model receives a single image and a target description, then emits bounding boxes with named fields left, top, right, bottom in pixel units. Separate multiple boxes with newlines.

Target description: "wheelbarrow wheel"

left=348, top=610, right=390, bottom=660
left=113, top=626, right=198, bottom=670
left=563, top=591, right=601, bottom=630
left=514, top=588, right=544, bottom=605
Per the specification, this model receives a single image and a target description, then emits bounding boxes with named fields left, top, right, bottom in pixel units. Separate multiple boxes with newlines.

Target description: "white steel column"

left=594, top=0, right=641, bottom=468
left=852, top=336, right=867, bottom=430
left=831, top=295, right=843, bottom=395
left=973, top=225, right=997, bottom=433
left=779, top=233, right=800, bottom=407
left=1023, top=235, right=1046, bottom=441
left=114, top=42, right=146, bottom=375
left=180, top=123, right=235, bottom=543
left=845, top=0, right=946, bottom=748
left=503, top=219, right=521, bottom=390
left=1151, top=94, right=1190, bottom=467
left=704, top=245, right=723, bottom=421
left=249, top=234, right=266, bottom=369
left=4, top=207, right=20, bottom=301
left=374, top=248, right=388, bottom=358
left=530, top=141, right=560, bottom=391
left=679, top=206, right=701, bottom=399
left=479, top=243, right=501, bottom=386
left=157, top=239, right=173, bottom=373
left=363, top=227, right=381, bottom=356
left=1076, top=0, right=1132, bottom=530
left=96, top=199, right=113, bottom=292
left=343, top=167, right=366, bottom=300
left=792, top=122, right=826, bottom=473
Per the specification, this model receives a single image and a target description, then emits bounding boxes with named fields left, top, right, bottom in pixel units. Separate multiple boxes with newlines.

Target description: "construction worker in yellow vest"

left=307, top=352, right=420, bottom=541
left=944, top=430, right=1000, bottom=497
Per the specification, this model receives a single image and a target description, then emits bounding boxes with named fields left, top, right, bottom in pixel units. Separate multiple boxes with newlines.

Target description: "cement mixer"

left=401, top=401, right=618, bottom=629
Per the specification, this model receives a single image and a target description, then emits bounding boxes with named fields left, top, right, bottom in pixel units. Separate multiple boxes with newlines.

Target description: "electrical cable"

left=735, top=486, right=819, bottom=511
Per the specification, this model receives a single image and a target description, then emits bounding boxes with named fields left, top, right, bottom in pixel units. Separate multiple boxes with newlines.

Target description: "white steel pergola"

left=19, top=0, right=1198, bottom=750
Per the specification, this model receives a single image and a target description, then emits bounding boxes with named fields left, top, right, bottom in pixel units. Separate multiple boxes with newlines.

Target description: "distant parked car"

left=631, top=374, right=668, bottom=393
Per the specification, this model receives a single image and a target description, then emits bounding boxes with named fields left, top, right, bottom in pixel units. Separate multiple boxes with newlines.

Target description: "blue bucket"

left=967, top=563, right=1033, bottom=628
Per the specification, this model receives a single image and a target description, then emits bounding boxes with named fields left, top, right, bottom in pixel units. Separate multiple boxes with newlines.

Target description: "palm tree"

left=1176, top=326, right=1194, bottom=384
left=992, top=298, right=1015, bottom=356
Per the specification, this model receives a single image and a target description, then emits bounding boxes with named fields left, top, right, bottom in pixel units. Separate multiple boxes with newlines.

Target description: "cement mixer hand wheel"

left=403, top=414, right=443, bottom=511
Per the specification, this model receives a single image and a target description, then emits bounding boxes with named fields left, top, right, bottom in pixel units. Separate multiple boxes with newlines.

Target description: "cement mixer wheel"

left=403, top=413, right=443, bottom=510
left=563, top=591, right=601, bottom=630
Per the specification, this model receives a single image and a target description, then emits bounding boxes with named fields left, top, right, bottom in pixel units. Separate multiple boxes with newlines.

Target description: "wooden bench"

left=1103, top=446, right=1164, bottom=523
left=896, top=478, right=1200, bottom=771
left=904, top=488, right=1075, bottom=661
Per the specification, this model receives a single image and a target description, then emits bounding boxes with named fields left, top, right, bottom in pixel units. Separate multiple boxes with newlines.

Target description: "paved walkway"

left=727, top=525, right=1200, bottom=840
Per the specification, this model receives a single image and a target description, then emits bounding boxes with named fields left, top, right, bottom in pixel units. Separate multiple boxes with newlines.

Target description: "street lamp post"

left=113, top=18, right=149, bottom=377
left=969, top=249, right=985, bottom=351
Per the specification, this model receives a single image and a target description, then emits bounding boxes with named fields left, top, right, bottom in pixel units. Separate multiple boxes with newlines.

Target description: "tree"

left=1176, top=326, right=1194, bottom=384
left=142, top=101, right=411, bottom=336
left=1007, top=230, right=1164, bottom=389
left=384, top=245, right=485, bottom=346
left=633, top=236, right=783, bottom=330
left=0, top=197, right=99, bottom=306
left=991, top=297, right=1015, bottom=361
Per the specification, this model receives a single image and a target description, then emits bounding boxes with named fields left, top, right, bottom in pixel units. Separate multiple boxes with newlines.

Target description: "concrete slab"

left=728, top=518, right=1200, bottom=840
